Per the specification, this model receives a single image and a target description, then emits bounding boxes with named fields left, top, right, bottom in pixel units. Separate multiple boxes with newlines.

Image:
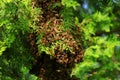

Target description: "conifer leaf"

left=0, top=46, right=6, bottom=56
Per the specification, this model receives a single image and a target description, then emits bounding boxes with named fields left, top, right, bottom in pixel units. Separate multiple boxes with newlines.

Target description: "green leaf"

left=0, top=46, right=6, bottom=56
left=62, top=0, right=80, bottom=10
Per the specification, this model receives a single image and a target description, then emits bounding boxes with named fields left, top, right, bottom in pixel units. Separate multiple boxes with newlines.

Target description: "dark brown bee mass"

left=29, top=0, right=84, bottom=80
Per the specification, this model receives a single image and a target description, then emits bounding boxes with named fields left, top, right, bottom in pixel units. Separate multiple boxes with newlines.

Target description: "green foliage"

left=0, top=0, right=40, bottom=79
left=70, top=0, right=120, bottom=80
left=72, top=35, right=120, bottom=79
left=61, top=0, right=80, bottom=31
left=0, top=41, right=7, bottom=56
left=0, top=0, right=120, bottom=80
left=80, top=11, right=113, bottom=40
left=62, top=0, right=80, bottom=10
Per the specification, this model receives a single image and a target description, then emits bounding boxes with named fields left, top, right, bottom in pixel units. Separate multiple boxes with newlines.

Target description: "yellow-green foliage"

left=0, top=0, right=40, bottom=79
left=0, top=0, right=120, bottom=80
left=71, top=0, right=120, bottom=80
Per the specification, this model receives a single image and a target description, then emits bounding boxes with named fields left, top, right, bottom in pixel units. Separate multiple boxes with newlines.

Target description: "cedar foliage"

left=0, top=0, right=120, bottom=80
